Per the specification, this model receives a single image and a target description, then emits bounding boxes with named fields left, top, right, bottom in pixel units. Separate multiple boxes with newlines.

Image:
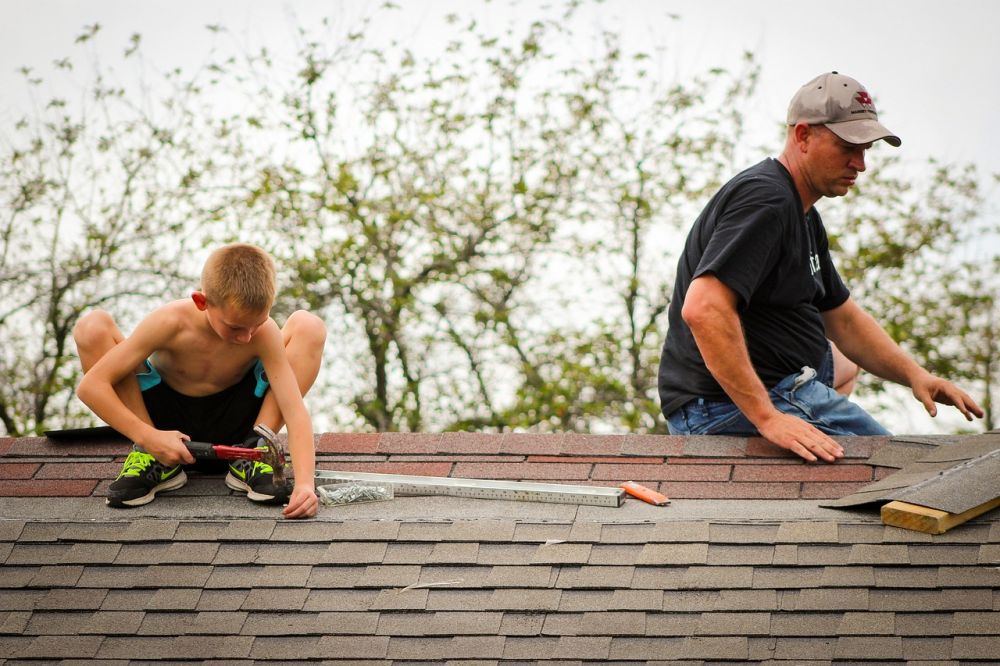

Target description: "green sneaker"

left=106, top=448, right=187, bottom=507
left=225, top=447, right=289, bottom=504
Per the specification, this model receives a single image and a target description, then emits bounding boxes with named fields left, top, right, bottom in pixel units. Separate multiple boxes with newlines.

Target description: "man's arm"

left=682, top=274, right=844, bottom=462
left=76, top=313, right=196, bottom=466
left=822, top=298, right=983, bottom=420
left=254, top=323, right=318, bottom=519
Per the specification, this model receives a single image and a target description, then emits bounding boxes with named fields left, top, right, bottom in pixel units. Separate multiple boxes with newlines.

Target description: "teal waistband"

left=137, top=359, right=269, bottom=396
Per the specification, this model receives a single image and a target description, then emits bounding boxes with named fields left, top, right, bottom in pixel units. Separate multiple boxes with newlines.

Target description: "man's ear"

left=793, top=122, right=813, bottom=150
left=191, top=292, right=208, bottom=310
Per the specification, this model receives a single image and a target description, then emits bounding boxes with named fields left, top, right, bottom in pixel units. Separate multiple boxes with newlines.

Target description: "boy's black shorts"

left=140, top=361, right=268, bottom=445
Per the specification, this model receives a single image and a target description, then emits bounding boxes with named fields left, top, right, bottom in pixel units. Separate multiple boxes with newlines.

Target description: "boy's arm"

left=76, top=311, right=196, bottom=466
left=255, top=324, right=317, bottom=519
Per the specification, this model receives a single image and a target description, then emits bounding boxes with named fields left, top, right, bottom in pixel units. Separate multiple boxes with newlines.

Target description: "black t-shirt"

left=658, top=158, right=850, bottom=416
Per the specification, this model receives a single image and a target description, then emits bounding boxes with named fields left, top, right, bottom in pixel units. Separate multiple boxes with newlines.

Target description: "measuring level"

left=314, top=470, right=625, bottom=507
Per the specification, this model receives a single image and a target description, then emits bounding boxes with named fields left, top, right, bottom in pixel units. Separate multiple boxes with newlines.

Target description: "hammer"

left=184, top=423, right=287, bottom=485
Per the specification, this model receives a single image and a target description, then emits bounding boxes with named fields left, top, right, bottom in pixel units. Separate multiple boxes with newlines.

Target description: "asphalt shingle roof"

left=1, top=431, right=998, bottom=664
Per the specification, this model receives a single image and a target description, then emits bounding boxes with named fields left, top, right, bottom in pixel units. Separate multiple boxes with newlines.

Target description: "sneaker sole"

left=225, top=471, right=278, bottom=503
left=106, top=469, right=188, bottom=508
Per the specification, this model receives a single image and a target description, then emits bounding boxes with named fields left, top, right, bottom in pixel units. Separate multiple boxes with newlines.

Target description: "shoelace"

left=120, top=450, right=155, bottom=477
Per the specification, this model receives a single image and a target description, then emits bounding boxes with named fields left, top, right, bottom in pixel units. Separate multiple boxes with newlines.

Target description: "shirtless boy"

left=74, top=243, right=326, bottom=519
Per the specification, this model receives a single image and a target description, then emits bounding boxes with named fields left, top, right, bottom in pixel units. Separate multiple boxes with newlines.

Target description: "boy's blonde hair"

left=200, top=243, right=276, bottom=313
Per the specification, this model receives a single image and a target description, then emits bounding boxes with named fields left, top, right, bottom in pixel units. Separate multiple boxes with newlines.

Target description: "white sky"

left=2, top=0, right=997, bottom=433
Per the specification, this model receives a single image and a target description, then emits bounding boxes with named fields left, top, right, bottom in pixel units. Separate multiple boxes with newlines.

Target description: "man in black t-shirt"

left=658, top=72, right=982, bottom=462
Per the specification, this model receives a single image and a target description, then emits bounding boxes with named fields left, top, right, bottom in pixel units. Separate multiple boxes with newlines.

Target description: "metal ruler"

left=314, top=470, right=625, bottom=507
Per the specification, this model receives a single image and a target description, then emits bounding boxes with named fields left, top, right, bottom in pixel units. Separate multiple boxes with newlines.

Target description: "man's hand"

left=910, top=371, right=984, bottom=421
left=283, top=484, right=318, bottom=519
left=139, top=429, right=195, bottom=466
left=756, top=411, right=845, bottom=463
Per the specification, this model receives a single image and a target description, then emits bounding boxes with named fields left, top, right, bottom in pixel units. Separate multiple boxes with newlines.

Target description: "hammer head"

left=252, top=423, right=287, bottom=485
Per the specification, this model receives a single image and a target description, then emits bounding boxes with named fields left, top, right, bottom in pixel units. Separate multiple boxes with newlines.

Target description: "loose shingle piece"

left=1, top=431, right=998, bottom=663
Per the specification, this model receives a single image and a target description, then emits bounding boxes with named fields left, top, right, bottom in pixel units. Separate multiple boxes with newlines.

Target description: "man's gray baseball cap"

left=787, top=71, right=901, bottom=147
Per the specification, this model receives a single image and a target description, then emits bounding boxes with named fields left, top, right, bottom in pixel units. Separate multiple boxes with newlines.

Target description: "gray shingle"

left=6, top=543, right=71, bottom=565
left=388, top=635, right=506, bottom=659
left=499, top=611, right=545, bottom=636
left=485, top=564, right=553, bottom=588
left=787, top=588, right=869, bottom=611
left=587, top=543, right=642, bottom=565
left=901, top=636, right=954, bottom=660
left=0, top=520, right=26, bottom=541
left=557, top=589, right=615, bottom=612
left=895, top=611, right=954, bottom=636
left=660, top=590, right=717, bottom=612
left=194, top=589, right=246, bottom=611
left=36, top=588, right=108, bottom=610
left=305, top=565, right=363, bottom=589
left=980, top=544, right=1000, bottom=564
left=63, top=543, right=122, bottom=564
left=0, top=589, right=46, bottom=610
left=371, top=588, right=430, bottom=610
left=143, top=564, right=213, bottom=588
left=752, top=567, right=824, bottom=589
left=679, top=636, right=749, bottom=659
left=171, top=635, right=254, bottom=658
left=953, top=610, right=1000, bottom=634
left=211, top=543, right=260, bottom=565
left=253, top=543, right=327, bottom=565
left=707, top=544, right=774, bottom=565
left=873, top=566, right=940, bottom=589
left=249, top=635, right=320, bottom=660
left=241, top=588, right=309, bottom=611
left=396, top=520, right=516, bottom=542
left=324, top=540, right=388, bottom=564
left=358, top=564, right=422, bottom=587
left=609, top=589, right=665, bottom=611
left=241, top=610, right=373, bottom=636
left=511, top=522, right=574, bottom=542
left=173, top=521, right=226, bottom=541
left=555, top=565, right=635, bottom=589
left=531, top=542, right=592, bottom=564
left=954, top=635, right=1000, bottom=659
left=709, top=524, right=780, bottom=543
left=772, top=636, right=837, bottom=660
left=16, top=522, right=68, bottom=542
left=428, top=542, right=480, bottom=564
left=770, top=611, right=841, bottom=636
left=680, top=566, right=753, bottom=589
left=22, top=635, right=103, bottom=659
left=0, top=566, right=38, bottom=588
left=115, top=542, right=218, bottom=565
left=383, top=542, right=433, bottom=564
left=607, top=636, right=686, bottom=660
left=820, top=566, right=875, bottom=587
left=835, top=635, right=903, bottom=659
left=838, top=524, right=886, bottom=544
left=0, top=636, right=32, bottom=659
left=644, top=612, right=700, bottom=636
left=849, top=544, right=910, bottom=564
left=476, top=543, right=537, bottom=565
left=838, top=610, right=894, bottom=635
left=0, top=611, right=30, bottom=634
left=600, top=523, right=656, bottom=544
left=58, top=523, right=128, bottom=542
left=122, top=519, right=180, bottom=542
left=219, top=520, right=275, bottom=542
left=637, top=543, right=708, bottom=565
left=796, top=545, right=852, bottom=565
left=581, top=611, right=647, bottom=636
left=137, top=611, right=199, bottom=636
left=487, top=589, right=561, bottom=611
left=26, top=611, right=138, bottom=636
left=695, top=612, right=770, bottom=635
left=302, top=589, right=378, bottom=612
left=313, top=635, right=390, bottom=658
left=776, top=522, right=840, bottom=543
left=29, top=565, right=83, bottom=587
left=99, top=589, right=155, bottom=611
left=938, top=565, right=1000, bottom=587
left=870, top=588, right=994, bottom=611
left=376, top=610, right=500, bottom=636
left=715, top=589, right=779, bottom=611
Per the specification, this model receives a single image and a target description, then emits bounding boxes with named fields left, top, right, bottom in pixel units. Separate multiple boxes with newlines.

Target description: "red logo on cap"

left=855, top=91, right=874, bottom=107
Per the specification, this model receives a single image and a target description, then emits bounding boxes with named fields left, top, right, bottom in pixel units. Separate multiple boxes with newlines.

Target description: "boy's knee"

left=73, top=310, right=116, bottom=348
left=285, top=310, right=327, bottom=348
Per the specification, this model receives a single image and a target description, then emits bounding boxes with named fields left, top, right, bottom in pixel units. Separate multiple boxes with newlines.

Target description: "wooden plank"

left=881, top=497, right=1000, bottom=534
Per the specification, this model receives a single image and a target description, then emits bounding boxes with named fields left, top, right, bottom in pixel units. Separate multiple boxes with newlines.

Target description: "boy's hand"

left=283, top=484, right=318, bottom=519
left=140, top=430, right=195, bottom=466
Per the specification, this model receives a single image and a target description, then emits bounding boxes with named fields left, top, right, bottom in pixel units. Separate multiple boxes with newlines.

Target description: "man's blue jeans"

left=666, top=347, right=891, bottom=437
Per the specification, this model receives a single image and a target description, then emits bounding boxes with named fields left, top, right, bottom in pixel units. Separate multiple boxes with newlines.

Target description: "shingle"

left=487, top=589, right=561, bottom=611
left=772, top=636, right=837, bottom=660
left=122, top=519, right=180, bottom=542
left=568, top=522, right=603, bottom=542
left=302, top=589, right=378, bottom=612
left=396, top=520, right=516, bottom=542
left=76, top=565, right=134, bottom=588
left=631, top=567, right=684, bottom=590
left=99, top=589, right=155, bottom=611
left=314, top=635, right=391, bottom=658
left=0, top=590, right=46, bottom=610
left=939, top=565, right=1000, bottom=587
left=173, top=521, right=226, bottom=541
left=143, top=564, right=213, bottom=588
left=0, top=611, right=30, bottom=634
left=171, top=635, right=254, bottom=659
left=588, top=544, right=643, bottom=565
left=901, top=636, right=954, bottom=660
left=579, top=611, right=647, bottom=636
left=428, top=542, right=480, bottom=564
left=895, top=612, right=954, bottom=636
left=644, top=612, right=700, bottom=636
left=383, top=542, right=433, bottom=564
left=512, top=522, right=574, bottom=542
left=953, top=635, right=1000, bottom=659
left=849, top=544, right=910, bottom=564
left=539, top=612, right=582, bottom=635
left=679, top=635, right=749, bottom=659
left=770, top=612, right=841, bottom=636
left=29, top=565, right=84, bottom=587
left=358, top=564, right=422, bottom=587
left=707, top=545, right=774, bottom=565
left=820, top=566, right=875, bottom=587
left=249, top=635, right=320, bottom=660
left=980, top=544, right=1000, bottom=564
left=62, top=543, right=123, bottom=564
left=115, top=542, right=219, bottom=565
left=776, top=522, right=840, bottom=543
left=503, top=636, right=611, bottom=660
left=609, top=589, right=664, bottom=611
left=752, top=567, right=824, bottom=589
left=873, top=566, right=940, bottom=588
left=796, top=545, right=852, bottom=565
left=252, top=543, right=327, bottom=565
left=324, top=541, right=388, bottom=564
left=305, top=565, right=363, bottom=588
left=637, top=543, right=708, bottom=565
left=715, top=589, right=779, bottom=611
left=16, top=522, right=68, bottom=542
left=22, top=635, right=104, bottom=659
left=241, top=588, right=309, bottom=611
left=36, top=588, right=108, bottom=610
left=196, top=589, right=248, bottom=611
left=555, top=565, right=634, bottom=589
left=211, top=543, right=260, bottom=565
left=531, top=542, right=592, bottom=564
left=680, top=566, right=753, bottom=589
left=709, top=524, right=780, bottom=543
left=371, top=588, right=430, bottom=611
left=27, top=611, right=137, bottom=636
left=558, top=590, right=615, bottom=611
left=953, top=610, right=1000, bottom=634
left=607, top=636, right=686, bottom=660
left=485, top=565, right=553, bottom=588
left=0, top=636, right=32, bottom=659
left=390, top=635, right=507, bottom=659
left=835, top=636, right=903, bottom=660
left=838, top=524, right=886, bottom=544
left=241, top=610, right=373, bottom=636
left=138, top=611, right=199, bottom=636
left=499, top=612, right=545, bottom=636
left=6, top=543, right=71, bottom=565
left=908, top=545, right=981, bottom=565
left=0, top=520, right=26, bottom=541
left=219, top=520, right=275, bottom=542
left=272, top=520, right=398, bottom=542
left=788, top=588, right=869, bottom=611
left=695, top=612, right=770, bottom=636
left=376, top=610, right=501, bottom=636
left=837, top=610, right=894, bottom=635
left=477, top=543, right=536, bottom=565
left=146, top=588, right=203, bottom=611
left=600, top=523, right=656, bottom=544
left=870, top=588, right=993, bottom=611
left=0, top=565, right=38, bottom=588
left=58, top=523, right=128, bottom=542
